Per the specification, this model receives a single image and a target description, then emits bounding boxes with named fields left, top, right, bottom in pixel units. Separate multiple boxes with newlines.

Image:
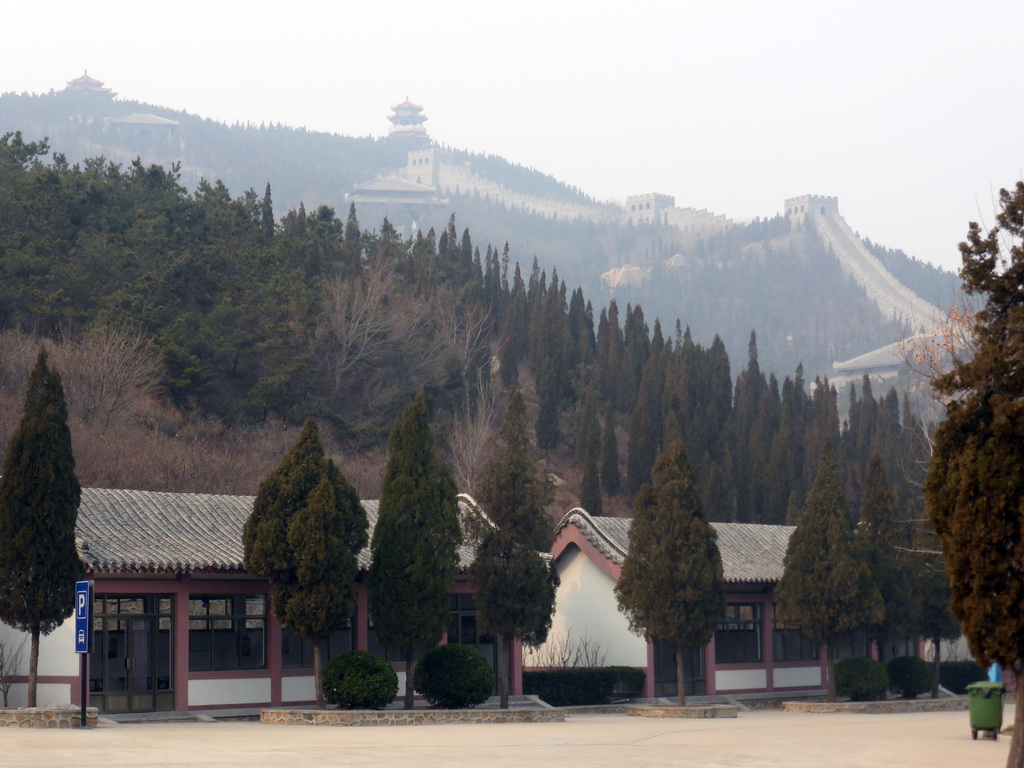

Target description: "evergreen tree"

left=615, top=441, right=725, bottom=705
left=775, top=444, right=883, bottom=700
left=0, top=349, right=84, bottom=707
left=471, top=391, right=556, bottom=707
left=579, top=451, right=602, bottom=515
left=858, top=455, right=912, bottom=661
left=626, top=320, right=665, bottom=493
left=576, top=386, right=602, bottom=513
left=367, top=391, right=461, bottom=709
left=535, top=361, right=561, bottom=451
left=243, top=417, right=367, bottom=708
left=260, top=182, right=275, bottom=242
left=600, top=407, right=622, bottom=496
left=925, top=181, right=1024, bottom=767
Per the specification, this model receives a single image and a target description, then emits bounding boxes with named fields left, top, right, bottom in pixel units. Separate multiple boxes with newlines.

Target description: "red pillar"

left=267, top=613, right=282, bottom=706
left=173, top=580, right=190, bottom=711
left=644, top=640, right=656, bottom=698
left=511, top=638, right=523, bottom=695
left=764, top=600, right=776, bottom=692
left=355, top=582, right=369, bottom=651
left=705, top=635, right=718, bottom=695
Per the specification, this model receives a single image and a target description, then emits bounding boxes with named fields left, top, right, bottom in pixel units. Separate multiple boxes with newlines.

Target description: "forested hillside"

left=0, top=89, right=960, bottom=380
left=0, top=131, right=931, bottom=539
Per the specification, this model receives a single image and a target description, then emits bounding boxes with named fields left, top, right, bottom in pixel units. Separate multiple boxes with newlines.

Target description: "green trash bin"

left=966, top=681, right=1004, bottom=740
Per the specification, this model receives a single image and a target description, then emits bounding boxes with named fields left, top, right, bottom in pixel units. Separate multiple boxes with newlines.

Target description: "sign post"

left=74, top=580, right=91, bottom=728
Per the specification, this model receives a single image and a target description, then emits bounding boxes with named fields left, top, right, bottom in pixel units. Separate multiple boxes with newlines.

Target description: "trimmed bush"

left=413, top=644, right=493, bottom=709
left=523, top=667, right=646, bottom=706
left=939, top=661, right=988, bottom=695
left=322, top=651, right=398, bottom=710
left=835, top=657, right=889, bottom=701
left=607, top=666, right=646, bottom=698
left=887, top=656, right=931, bottom=698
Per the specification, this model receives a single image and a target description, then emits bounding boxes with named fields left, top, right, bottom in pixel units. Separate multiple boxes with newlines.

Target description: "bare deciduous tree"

left=318, top=261, right=396, bottom=396
left=53, top=323, right=161, bottom=427
left=437, top=301, right=493, bottom=389
left=523, top=630, right=608, bottom=669
left=0, top=635, right=25, bottom=707
left=447, top=382, right=502, bottom=496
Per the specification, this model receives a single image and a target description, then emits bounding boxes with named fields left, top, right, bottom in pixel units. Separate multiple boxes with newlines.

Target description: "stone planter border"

left=0, top=707, right=99, bottom=728
left=783, top=698, right=967, bottom=714
left=261, top=707, right=565, bottom=726
left=627, top=704, right=738, bottom=719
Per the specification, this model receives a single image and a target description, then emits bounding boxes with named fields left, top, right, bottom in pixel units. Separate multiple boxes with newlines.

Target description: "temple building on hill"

left=387, top=99, right=428, bottom=140
left=63, top=71, right=116, bottom=96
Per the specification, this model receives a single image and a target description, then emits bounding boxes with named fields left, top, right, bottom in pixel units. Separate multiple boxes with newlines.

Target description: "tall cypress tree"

left=243, top=418, right=367, bottom=708
left=600, top=407, right=622, bottom=496
left=0, top=349, right=84, bottom=707
left=925, top=181, right=1024, bottom=766
left=775, top=444, right=883, bottom=700
left=368, top=391, right=461, bottom=709
left=576, top=386, right=603, bottom=513
left=859, top=455, right=912, bottom=661
left=615, top=441, right=725, bottom=706
left=471, top=391, right=556, bottom=708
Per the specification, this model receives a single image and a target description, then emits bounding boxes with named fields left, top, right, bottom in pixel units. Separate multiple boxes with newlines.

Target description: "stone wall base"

left=628, top=704, right=738, bottom=719
left=783, top=698, right=967, bottom=714
left=0, top=707, right=99, bottom=728
left=261, top=708, right=565, bottom=726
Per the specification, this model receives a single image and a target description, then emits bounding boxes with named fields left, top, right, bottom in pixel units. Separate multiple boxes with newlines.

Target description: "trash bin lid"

left=967, top=681, right=1005, bottom=692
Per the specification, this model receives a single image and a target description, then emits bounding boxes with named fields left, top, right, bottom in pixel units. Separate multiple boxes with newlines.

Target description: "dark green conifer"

left=615, top=441, right=725, bottom=706
left=775, top=444, right=883, bottom=700
left=0, top=350, right=84, bottom=708
left=260, top=183, right=274, bottom=242
left=925, top=181, right=1024, bottom=765
left=600, top=407, right=622, bottom=496
left=471, top=391, right=556, bottom=707
left=243, top=417, right=367, bottom=708
left=535, top=362, right=560, bottom=451
left=367, top=392, right=461, bottom=709
left=859, top=455, right=912, bottom=660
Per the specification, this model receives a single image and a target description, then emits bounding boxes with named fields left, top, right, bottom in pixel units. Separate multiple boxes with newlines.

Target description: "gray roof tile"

left=76, top=487, right=480, bottom=575
left=555, top=508, right=793, bottom=583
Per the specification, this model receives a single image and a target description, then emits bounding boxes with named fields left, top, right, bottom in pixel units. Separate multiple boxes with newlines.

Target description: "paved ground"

left=3, top=706, right=1010, bottom=767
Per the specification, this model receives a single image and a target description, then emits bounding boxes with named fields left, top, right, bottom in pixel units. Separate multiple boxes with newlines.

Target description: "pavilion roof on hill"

left=65, top=70, right=116, bottom=95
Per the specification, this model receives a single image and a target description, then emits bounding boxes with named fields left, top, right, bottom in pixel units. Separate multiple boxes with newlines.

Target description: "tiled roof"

left=76, top=487, right=480, bottom=575
left=555, top=508, right=793, bottom=584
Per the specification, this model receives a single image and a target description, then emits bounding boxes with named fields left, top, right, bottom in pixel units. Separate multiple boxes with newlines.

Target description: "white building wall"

left=0, top=620, right=79, bottom=678
left=4, top=682, right=72, bottom=707
left=528, top=546, right=646, bottom=668
left=282, top=675, right=314, bottom=703
left=773, top=666, right=822, bottom=688
left=715, top=668, right=767, bottom=691
left=188, top=677, right=270, bottom=707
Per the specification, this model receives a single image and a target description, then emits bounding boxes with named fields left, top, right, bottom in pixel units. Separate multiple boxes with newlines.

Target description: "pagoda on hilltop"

left=64, top=71, right=116, bottom=96
left=387, top=99, right=428, bottom=140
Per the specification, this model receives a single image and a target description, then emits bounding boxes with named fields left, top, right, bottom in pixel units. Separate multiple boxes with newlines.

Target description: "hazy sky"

left=3, top=0, right=1021, bottom=275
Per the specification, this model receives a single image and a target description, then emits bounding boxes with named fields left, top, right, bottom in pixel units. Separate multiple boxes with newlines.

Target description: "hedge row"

left=523, top=666, right=645, bottom=706
left=940, top=661, right=989, bottom=695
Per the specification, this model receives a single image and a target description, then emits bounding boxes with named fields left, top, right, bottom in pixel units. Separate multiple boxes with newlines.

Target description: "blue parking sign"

left=74, top=581, right=91, bottom=654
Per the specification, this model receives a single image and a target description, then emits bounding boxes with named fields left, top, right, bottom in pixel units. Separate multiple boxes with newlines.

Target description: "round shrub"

left=322, top=651, right=398, bottom=710
left=887, top=655, right=931, bottom=698
left=835, top=657, right=889, bottom=701
left=413, top=643, right=493, bottom=708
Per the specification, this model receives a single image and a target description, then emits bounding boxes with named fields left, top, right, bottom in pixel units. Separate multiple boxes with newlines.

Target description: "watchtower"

left=625, top=193, right=675, bottom=225
left=784, top=195, right=839, bottom=226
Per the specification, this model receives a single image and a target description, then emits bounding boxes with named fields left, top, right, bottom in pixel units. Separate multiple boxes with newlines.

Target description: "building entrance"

left=653, top=640, right=706, bottom=698
left=89, top=595, right=173, bottom=713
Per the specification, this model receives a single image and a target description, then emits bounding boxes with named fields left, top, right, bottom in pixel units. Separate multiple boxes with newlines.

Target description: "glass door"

left=652, top=640, right=706, bottom=698
left=90, top=596, right=173, bottom=713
